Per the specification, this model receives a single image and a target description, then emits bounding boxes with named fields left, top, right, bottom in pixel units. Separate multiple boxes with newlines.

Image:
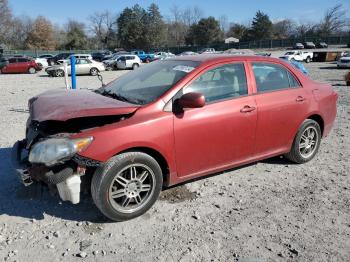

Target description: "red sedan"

left=12, top=55, right=337, bottom=221
left=1, top=57, right=42, bottom=74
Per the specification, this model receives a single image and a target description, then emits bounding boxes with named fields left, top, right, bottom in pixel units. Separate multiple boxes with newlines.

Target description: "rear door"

left=250, top=62, right=310, bottom=157
left=174, top=62, right=257, bottom=177
left=17, top=58, right=30, bottom=73
left=2, top=58, right=17, bottom=73
left=75, top=59, right=91, bottom=74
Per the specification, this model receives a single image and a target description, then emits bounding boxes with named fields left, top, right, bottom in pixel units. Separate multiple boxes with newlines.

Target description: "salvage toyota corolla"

left=12, top=55, right=337, bottom=221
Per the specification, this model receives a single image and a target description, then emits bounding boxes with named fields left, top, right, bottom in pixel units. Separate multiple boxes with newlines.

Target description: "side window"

left=287, top=71, right=300, bottom=87
left=184, top=63, right=248, bottom=103
left=9, top=58, right=16, bottom=63
left=18, top=58, right=28, bottom=63
left=252, top=63, right=295, bottom=92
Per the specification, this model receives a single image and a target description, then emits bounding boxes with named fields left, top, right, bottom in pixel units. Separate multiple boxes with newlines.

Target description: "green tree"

left=25, top=16, right=55, bottom=50
left=249, top=11, right=273, bottom=40
left=144, top=3, right=166, bottom=49
left=227, top=23, right=248, bottom=40
left=117, top=4, right=147, bottom=49
left=186, top=16, right=223, bottom=46
left=64, top=20, right=88, bottom=50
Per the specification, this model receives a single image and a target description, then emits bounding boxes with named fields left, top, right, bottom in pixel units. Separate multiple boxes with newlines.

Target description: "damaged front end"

left=11, top=114, right=128, bottom=204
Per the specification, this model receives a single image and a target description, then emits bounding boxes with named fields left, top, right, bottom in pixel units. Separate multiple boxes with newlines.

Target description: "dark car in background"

left=47, top=52, right=74, bottom=66
left=92, top=51, right=112, bottom=62
left=0, top=57, right=42, bottom=74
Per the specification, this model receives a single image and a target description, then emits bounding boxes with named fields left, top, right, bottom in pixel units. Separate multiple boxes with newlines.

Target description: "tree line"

left=0, top=0, right=349, bottom=51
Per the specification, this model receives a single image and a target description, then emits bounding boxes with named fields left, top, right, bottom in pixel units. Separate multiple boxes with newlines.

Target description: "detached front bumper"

left=11, top=140, right=33, bottom=186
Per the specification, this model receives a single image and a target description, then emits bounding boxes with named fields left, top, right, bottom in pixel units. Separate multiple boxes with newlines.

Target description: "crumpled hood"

left=29, top=89, right=139, bottom=122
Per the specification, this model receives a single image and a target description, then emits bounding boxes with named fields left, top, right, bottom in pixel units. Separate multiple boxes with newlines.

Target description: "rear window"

left=252, top=63, right=300, bottom=92
left=18, top=58, right=29, bottom=62
left=8, top=58, right=17, bottom=63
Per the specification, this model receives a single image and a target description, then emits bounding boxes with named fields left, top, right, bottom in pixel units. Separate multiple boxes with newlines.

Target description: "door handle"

left=296, top=96, right=306, bottom=102
left=240, top=105, right=256, bottom=113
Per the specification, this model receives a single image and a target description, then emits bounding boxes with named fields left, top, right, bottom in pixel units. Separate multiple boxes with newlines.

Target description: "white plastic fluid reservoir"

left=57, top=175, right=81, bottom=204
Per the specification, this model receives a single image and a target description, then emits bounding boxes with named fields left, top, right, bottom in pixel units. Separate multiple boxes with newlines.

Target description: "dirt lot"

left=0, top=56, right=350, bottom=262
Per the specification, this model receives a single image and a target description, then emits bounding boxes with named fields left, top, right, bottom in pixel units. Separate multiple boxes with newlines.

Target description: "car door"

left=2, top=58, right=16, bottom=73
left=250, top=62, right=310, bottom=158
left=17, top=58, right=30, bottom=73
left=79, top=59, right=92, bottom=74
left=173, top=62, right=257, bottom=178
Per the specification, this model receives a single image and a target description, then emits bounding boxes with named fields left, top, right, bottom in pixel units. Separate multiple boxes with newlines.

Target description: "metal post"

left=63, top=60, right=70, bottom=89
left=70, top=55, right=76, bottom=90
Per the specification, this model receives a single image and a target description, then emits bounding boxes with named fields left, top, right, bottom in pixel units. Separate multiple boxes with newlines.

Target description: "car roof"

left=169, top=54, right=286, bottom=64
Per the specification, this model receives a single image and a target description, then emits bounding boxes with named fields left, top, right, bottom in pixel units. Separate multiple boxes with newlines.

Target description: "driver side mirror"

left=176, top=92, right=205, bottom=110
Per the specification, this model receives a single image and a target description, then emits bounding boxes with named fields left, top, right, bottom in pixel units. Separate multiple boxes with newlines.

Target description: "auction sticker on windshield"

left=173, top=65, right=195, bottom=73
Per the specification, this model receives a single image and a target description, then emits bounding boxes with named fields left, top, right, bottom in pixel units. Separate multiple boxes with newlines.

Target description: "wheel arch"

left=116, top=147, right=170, bottom=186
left=306, top=114, right=324, bottom=136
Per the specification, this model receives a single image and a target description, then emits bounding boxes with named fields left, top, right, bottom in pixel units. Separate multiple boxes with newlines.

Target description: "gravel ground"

left=0, top=55, right=349, bottom=262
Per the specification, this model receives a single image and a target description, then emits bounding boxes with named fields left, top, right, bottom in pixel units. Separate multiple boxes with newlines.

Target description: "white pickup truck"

left=279, top=50, right=313, bottom=63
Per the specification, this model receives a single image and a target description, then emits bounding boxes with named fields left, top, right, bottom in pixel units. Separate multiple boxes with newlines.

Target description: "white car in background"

left=116, top=55, right=141, bottom=70
left=46, top=58, right=105, bottom=77
left=154, top=52, right=175, bottom=60
left=34, top=57, right=49, bottom=68
left=178, top=51, right=198, bottom=56
left=57, top=54, right=93, bottom=64
left=279, top=50, right=313, bottom=63
left=337, top=53, right=350, bottom=68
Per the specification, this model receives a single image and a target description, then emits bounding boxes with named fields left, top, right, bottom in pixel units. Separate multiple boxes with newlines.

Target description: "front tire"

left=305, top=57, right=311, bottom=63
left=55, top=69, right=64, bottom=77
left=90, top=67, right=99, bottom=76
left=28, top=67, right=36, bottom=74
left=284, top=119, right=321, bottom=164
left=91, top=152, right=163, bottom=222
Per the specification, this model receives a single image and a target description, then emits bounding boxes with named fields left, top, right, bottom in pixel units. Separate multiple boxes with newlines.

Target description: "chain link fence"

left=2, top=35, right=349, bottom=57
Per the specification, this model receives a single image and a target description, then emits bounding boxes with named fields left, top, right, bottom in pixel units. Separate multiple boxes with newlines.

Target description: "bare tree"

left=89, top=11, right=117, bottom=49
left=218, top=15, right=229, bottom=33
left=318, top=4, right=348, bottom=36
left=0, top=0, right=13, bottom=45
left=273, top=19, right=296, bottom=39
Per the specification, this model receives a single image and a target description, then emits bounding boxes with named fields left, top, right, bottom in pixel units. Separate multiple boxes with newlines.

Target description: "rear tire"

left=305, top=57, right=311, bottom=63
left=284, top=119, right=321, bottom=164
left=132, top=63, right=139, bottom=70
left=90, top=67, right=99, bottom=76
left=28, top=67, right=36, bottom=74
left=91, top=152, right=163, bottom=222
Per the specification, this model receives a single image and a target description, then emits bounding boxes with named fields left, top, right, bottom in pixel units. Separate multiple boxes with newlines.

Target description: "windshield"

left=285, top=52, right=295, bottom=55
left=98, top=60, right=200, bottom=105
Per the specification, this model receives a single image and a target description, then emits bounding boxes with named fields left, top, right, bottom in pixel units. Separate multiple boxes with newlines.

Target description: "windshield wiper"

left=96, top=90, right=146, bottom=105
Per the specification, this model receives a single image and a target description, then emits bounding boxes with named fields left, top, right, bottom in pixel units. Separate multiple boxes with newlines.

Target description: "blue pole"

left=70, top=55, right=76, bottom=90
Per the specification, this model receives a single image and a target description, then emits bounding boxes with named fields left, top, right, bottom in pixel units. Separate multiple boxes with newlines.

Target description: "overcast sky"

left=9, top=0, right=350, bottom=26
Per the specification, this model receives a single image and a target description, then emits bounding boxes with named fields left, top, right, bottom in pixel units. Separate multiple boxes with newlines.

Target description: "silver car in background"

left=46, top=58, right=105, bottom=77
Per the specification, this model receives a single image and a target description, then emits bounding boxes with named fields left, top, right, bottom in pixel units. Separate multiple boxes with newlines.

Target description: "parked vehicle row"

left=294, top=42, right=328, bottom=49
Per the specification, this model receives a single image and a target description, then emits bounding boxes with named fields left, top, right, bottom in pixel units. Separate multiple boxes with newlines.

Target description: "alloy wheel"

left=108, top=164, right=155, bottom=214
left=299, top=126, right=318, bottom=158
